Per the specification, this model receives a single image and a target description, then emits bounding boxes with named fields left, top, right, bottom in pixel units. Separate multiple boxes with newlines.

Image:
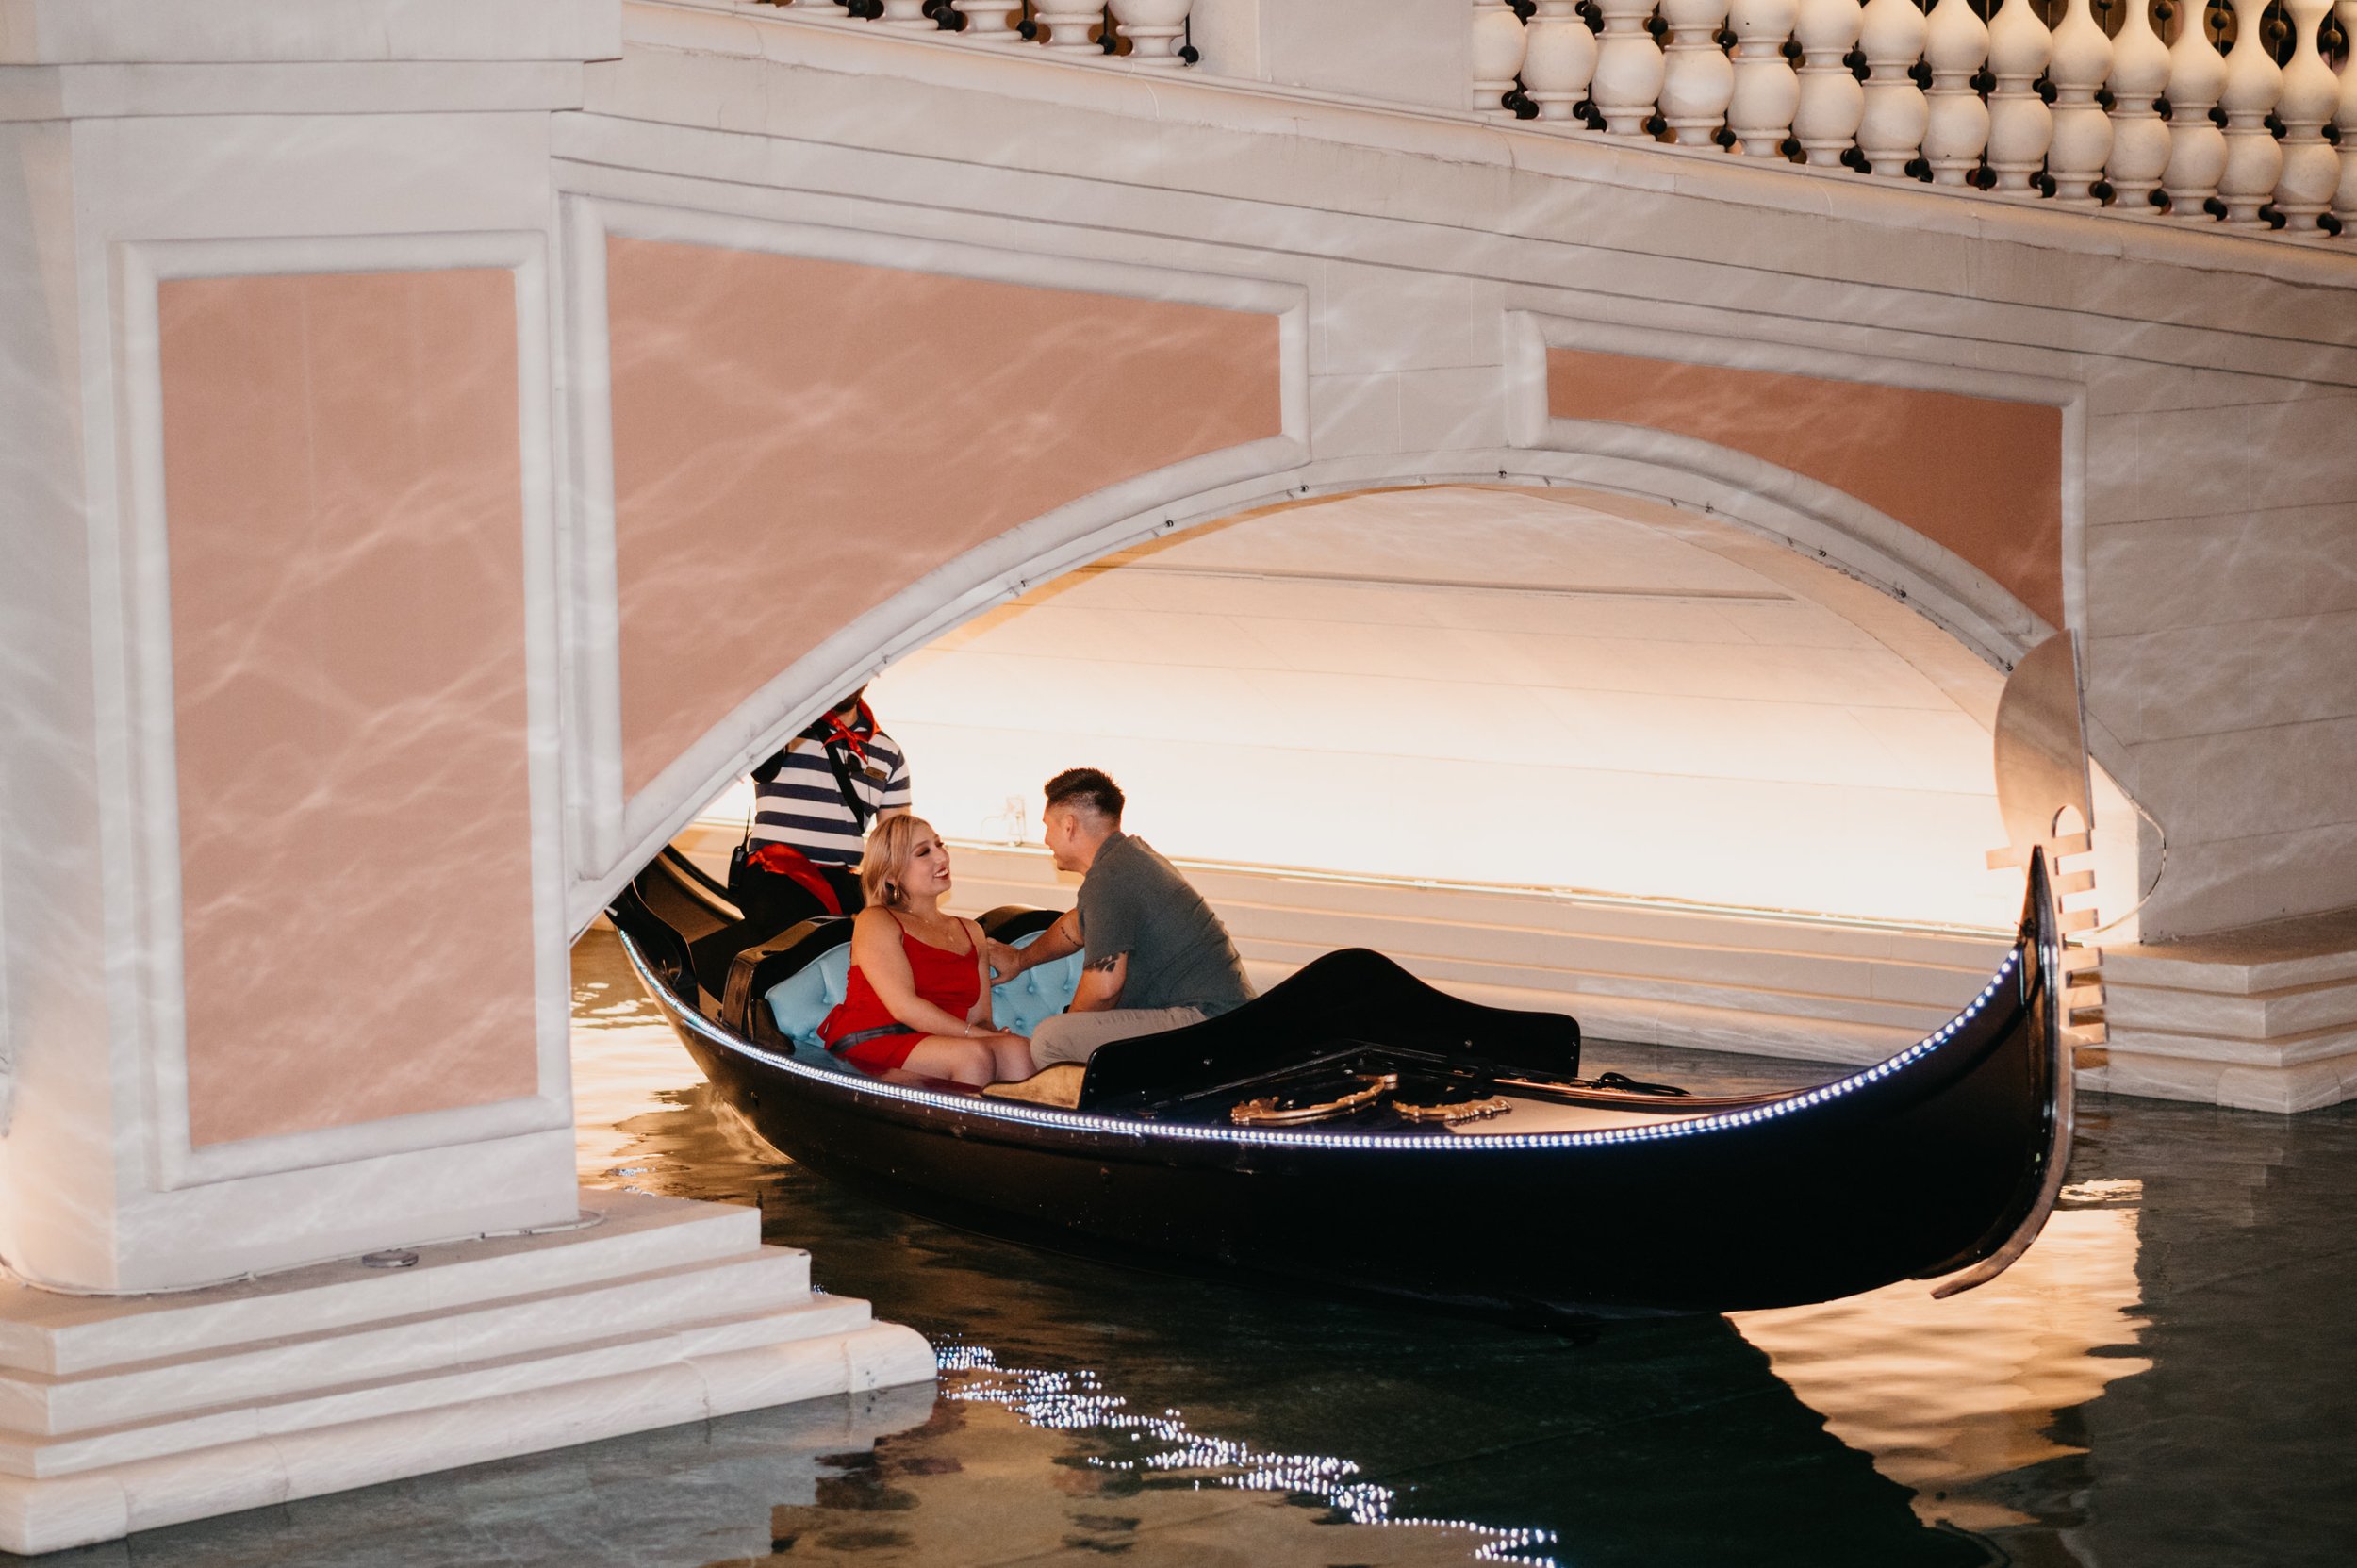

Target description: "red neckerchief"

left=810, top=699, right=877, bottom=764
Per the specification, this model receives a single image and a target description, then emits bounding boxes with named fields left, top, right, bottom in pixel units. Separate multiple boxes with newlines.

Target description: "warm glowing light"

left=852, top=485, right=2138, bottom=933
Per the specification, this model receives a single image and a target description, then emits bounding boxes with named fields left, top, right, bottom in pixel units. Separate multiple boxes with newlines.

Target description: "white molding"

left=555, top=191, right=1311, bottom=906
left=112, top=231, right=573, bottom=1192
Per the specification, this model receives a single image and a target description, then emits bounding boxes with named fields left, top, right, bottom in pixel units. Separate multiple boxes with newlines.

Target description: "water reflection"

left=562, top=926, right=2357, bottom=1568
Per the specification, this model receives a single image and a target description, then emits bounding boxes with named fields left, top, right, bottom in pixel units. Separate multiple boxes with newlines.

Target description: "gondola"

left=611, top=637, right=2097, bottom=1319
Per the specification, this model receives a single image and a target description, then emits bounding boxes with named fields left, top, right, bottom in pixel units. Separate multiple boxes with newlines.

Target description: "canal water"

left=64, top=929, right=2357, bottom=1567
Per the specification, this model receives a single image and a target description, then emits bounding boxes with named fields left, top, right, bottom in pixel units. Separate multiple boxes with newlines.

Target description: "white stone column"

left=1523, top=1, right=1603, bottom=121
left=2217, top=0, right=2285, bottom=225
left=1473, top=0, right=1534, bottom=116
left=2046, top=0, right=2114, bottom=204
left=2336, top=0, right=2357, bottom=231
left=1986, top=0, right=2056, bottom=192
left=1660, top=0, right=1737, bottom=145
left=1857, top=0, right=1932, bottom=177
left=1792, top=0, right=1867, bottom=166
left=2104, top=0, right=2173, bottom=211
left=1924, top=0, right=1992, bottom=187
left=0, top=8, right=933, bottom=1552
left=2272, top=0, right=2340, bottom=229
left=2162, top=1, right=2231, bottom=219
left=1035, top=1, right=1111, bottom=51
left=1109, top=0, right=1197, bottom=65
left=1727, top=0, right=1804, bottom=157
left=1593, top=0, right=1671, bottom=136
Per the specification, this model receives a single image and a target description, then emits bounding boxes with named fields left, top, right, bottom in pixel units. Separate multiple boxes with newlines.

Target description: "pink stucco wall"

left=604, top=237, right=1285, bottom=799
left=160, top=269, right=540, bottom=1147
left=1548, top=348, right=2066, bottom=627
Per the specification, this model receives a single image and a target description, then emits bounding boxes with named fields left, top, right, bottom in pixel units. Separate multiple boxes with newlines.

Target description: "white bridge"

left=1, top=0, right=2353, bottom=1549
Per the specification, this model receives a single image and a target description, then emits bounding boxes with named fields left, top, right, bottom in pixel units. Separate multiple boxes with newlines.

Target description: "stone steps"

left=0, top=1189, right=935, bottom=1554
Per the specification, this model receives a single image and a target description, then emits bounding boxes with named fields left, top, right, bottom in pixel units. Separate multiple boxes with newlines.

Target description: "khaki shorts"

left=1028, top=1005, right=1206, bottom=1066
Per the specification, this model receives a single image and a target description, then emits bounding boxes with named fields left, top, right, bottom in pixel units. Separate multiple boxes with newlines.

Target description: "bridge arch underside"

left=868, top=481, right=2126, bottom=934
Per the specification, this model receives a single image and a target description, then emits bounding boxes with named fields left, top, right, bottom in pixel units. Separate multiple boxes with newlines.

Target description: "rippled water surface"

left=564, top=930, right=2357, bottom=1568
left=70, top=931, right=2357, bottom=1567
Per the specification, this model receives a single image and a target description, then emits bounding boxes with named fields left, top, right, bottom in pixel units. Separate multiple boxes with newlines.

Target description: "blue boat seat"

left=765, top=926, right=1083, bottom=1073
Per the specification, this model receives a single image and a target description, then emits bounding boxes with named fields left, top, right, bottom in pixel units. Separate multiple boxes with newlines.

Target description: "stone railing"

left=1475, top=0, right=2357, bottom=235
left=759, top=0, right=1199, bottom=66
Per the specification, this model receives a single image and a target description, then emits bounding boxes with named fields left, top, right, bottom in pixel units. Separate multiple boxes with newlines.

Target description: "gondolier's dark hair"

left=1044, top=767, right=1124, bottom=824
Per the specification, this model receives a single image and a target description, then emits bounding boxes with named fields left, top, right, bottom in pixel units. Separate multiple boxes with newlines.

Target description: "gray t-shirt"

left=1076, top=834, right=1255, bottom=1017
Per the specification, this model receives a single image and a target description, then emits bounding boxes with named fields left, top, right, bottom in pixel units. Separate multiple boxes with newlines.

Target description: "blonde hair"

left=857, top=814, right=934, bottom=911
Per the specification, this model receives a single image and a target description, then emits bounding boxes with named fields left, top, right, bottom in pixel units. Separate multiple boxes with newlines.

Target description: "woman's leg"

left=985, top=1034, right=1037, bottom=1081
left=900, top=1037, right=997, bottom=1086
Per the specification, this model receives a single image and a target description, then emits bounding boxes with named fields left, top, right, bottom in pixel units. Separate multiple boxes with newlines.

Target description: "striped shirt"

left=748, top=725, right=912, bottom=868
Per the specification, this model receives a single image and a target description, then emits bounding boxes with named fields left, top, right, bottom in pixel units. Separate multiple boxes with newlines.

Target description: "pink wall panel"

left=160, top=269, right=540, bottom=1147
left=605, top=238, right=1284, bottom=799
left=1548, top=348, right=2066, bottom=627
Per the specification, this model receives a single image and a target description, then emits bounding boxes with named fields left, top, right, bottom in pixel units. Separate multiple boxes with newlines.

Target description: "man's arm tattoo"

left=1083, top=953, right=1121, bottom=973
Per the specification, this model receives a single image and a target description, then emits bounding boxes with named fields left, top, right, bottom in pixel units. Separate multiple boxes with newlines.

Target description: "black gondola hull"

left=629, top=881, right=2062, bottom=1317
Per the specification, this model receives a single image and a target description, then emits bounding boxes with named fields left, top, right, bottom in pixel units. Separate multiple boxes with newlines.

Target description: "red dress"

left=818, top=911, right=984, bottom=1074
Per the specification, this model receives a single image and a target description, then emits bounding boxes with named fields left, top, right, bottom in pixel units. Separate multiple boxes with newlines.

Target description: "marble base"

left=0, top=1188, right=934, bottom=1555
left=2089, top=905, right=2357, bottom=1114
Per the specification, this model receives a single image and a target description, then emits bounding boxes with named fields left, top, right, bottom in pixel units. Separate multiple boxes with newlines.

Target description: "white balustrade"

left=1922, top=0, right=1990, bottom=187
left=1523, top=1, right=1601, bottom=122
left=2337, top=0, right=2357, bottom=232
left=1594, top=0, right=1671, bottom=137
left=955, top=0, right=1026, bottom=40
left=2104, top=0, right=2171, bottom=211
left=1661, top=0, right=1737, bottom=145
left=1856, top=0, right=1929, bottom=176
left=880, top=0, right=931, bottom=27
left=1033, top=1, right=1107, bottom=52
left=2272, top=0, right=2339, bottom=228
left=2044, top=0, right=2113, bottom=204
left=1986, top=0, right=2054, bottom=192
left=2217, top=0, right=2284, bottom=225
left=796, top=0, right=855, bottom=16
left=1727, top=0, right=1802, bottom=157
left=1792, top=0, right=1866, bottom=166
left=2163, top=3, right=2230, bottom=219
left=1473, top=0, right=1533, bottom=117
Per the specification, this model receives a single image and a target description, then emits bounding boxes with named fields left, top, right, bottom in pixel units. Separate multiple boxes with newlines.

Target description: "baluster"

left=2047, top=0, right=2116, bottom=204
left=1727, top=0, right=1803, bottom=157
left=2217, top=0, right=2284, bottom=224
left=879, top=0, right=932, bottom=25
left=1032, top=1, right=1107, bottom=51
left=954, top=0, right=1026, bottom=39
left=1523, top=1, right=1602, bottom=120
left=2273, top=0, right=2339, bottom=227
left=1107, top=1, right=1195, bottom=65
left=2336, top=0, right=2357, bottom=231
left=795, top=0, right=855, bottom=16
left=1986, top=0, right=2056, bottom=192
left=1593, top=0, right=1669, bottom=135
left=1661, top=0, right=1737, bottom=144
left=1791, top=0, right=1866, bottom=166
left=1473, top=0, right=1534, bottom=116
left=1857, top=0, right=1931, bottom=176
left=1924, top=0, right=1991, bottom=186
left=2104, top=1, right=2172, bottom=210
left=2162, top=2, right=2230, bottom=217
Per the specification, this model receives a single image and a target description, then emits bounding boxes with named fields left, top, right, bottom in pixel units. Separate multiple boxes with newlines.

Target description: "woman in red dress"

left=818, top=815, right=1037, bottom=1085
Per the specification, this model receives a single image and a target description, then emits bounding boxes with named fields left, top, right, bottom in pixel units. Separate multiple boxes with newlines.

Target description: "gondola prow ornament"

left=1934, top=632, right=2107, bottom=1300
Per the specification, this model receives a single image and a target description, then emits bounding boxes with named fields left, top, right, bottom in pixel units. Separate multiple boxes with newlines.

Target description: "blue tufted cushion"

left=763, top=923, right=1082, bottom=1073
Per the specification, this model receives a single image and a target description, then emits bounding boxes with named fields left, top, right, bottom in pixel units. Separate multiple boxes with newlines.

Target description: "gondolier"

left=731, top=687, right=911, bottom=926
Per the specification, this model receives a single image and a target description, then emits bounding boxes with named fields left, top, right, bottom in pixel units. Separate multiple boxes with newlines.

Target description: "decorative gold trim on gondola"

left=1392, top=1096, right=1512, bottom=1124
left=1230, top=1072, right=1397, bottom=1126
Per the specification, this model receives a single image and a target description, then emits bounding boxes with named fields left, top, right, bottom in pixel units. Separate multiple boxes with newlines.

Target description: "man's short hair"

left=1044, top=767, right=1125, bottom=825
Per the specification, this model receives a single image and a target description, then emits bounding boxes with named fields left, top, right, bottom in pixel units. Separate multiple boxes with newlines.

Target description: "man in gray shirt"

left=1004, top=768, right=1254, bottom=1066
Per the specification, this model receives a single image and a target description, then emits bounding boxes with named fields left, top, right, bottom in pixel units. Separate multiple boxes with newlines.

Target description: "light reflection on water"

left=569, top=926, right=2355, bottom=1568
